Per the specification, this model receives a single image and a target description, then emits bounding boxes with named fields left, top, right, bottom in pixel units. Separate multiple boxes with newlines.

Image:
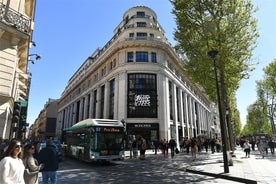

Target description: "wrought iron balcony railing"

left=0, top=3, right=31, bottom=34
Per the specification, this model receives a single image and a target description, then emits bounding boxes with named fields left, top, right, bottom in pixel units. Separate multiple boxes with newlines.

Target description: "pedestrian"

left=38, top=139, right=59, bottom=184
left=185, top=138, right=191, bottom=154
left=139, top=138, right=147, bottom=160
left=23, top=143, right=44, bottom=184
left=243, top=139, right=251, bottom=158
left=161, top=139, right=168, bottom=157
left=203, top=139, right=209, bottom=152
left=153, top=139, right=159, bottom=155
left=268, top=139, right=275, bottom=155
left=210, top=138, right=216, bottom=154
left=190, top=138, right=198, bottom=161
left=258, top=139, right=265, bottom=159
left=169, top=138, right=176, bottom=158
left=131, top=138, right=138, bottom=158
left=0, top=138, right=25, bottom=184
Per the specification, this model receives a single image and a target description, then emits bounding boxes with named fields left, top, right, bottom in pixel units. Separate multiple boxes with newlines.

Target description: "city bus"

left=61, top=119, right=125, bottom=162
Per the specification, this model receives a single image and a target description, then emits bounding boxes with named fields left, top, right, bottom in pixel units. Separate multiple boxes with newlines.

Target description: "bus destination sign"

left=94, top=127, right=123, bottom=133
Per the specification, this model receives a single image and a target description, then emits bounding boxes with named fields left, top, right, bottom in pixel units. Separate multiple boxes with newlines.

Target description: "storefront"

left=127, top=123, right=159, bottom=147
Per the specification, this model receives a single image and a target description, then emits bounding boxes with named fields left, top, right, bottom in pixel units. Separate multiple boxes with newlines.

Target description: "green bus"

left=62, top=119, right=125, bottom=162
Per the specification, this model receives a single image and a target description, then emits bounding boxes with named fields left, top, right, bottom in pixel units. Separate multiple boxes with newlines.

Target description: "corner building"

left=57, top=6, right=216, bottom=146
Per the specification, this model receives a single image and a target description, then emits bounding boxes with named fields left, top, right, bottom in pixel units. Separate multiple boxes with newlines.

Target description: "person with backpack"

left=38, top=139, right=59, bottom=184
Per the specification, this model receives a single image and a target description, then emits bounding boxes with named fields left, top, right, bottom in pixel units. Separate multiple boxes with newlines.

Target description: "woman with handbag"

left=23, top=143, right=44, bottom=184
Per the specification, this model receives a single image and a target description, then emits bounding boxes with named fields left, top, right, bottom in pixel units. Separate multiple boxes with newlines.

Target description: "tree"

left=170, top=0, right=259, bottom=144
left=256, top=59, right=276, bottom=134
left=170, top=0, right=258, bottom=100
left=243, top=101, right=271, bottom=135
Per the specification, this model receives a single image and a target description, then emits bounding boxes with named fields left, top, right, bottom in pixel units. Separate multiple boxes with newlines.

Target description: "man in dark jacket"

left=39, top=139, right=59, bottom=184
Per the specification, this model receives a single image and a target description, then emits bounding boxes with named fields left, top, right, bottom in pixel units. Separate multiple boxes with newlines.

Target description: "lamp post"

left=28, top=54, right=42, bottom=60
left=208, top=49, right=229, bottom=173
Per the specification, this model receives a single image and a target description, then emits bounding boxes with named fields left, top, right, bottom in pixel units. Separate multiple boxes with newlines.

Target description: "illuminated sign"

left=134, top=94, right=150, bottom=106
left=94, top=127, right=123, bottom=133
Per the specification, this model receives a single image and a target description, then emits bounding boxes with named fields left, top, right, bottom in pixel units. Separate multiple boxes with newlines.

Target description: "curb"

left=186, top=168, right=257, bottom=184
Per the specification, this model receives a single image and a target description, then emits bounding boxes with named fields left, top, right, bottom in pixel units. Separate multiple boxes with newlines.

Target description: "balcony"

left=0, top=2, right=31, bottom=34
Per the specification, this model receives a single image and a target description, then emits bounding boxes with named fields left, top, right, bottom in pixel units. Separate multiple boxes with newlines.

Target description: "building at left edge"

left=0, top=0, right=37, bottom=139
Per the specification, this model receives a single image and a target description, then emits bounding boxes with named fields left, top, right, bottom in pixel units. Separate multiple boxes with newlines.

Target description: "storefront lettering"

left=134, top=124, right=152, bottom=128
left=134, top=94, right=150, bottom=106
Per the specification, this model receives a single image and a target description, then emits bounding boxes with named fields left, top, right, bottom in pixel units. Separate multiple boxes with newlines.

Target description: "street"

left=37, top=150, right=245, bottom=184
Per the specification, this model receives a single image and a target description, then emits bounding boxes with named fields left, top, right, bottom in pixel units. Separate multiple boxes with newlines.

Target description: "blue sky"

left=28, top=0, right=276, bottom=128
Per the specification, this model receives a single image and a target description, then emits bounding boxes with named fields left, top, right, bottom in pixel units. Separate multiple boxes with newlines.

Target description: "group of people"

left=129, top=136, right=147, bottom=160
left=241, top=138, right=275, bottom=159
left=0, top=138, right=60, bottom=184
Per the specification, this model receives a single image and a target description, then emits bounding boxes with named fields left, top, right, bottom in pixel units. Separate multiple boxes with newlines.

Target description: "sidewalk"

left=186, top=147, right=276, bottom=184
left=125, top=147, right=276, bottom=183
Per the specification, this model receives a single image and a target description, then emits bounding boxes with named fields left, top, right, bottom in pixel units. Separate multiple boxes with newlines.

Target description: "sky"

left=27, top=0, right=276, bottom=128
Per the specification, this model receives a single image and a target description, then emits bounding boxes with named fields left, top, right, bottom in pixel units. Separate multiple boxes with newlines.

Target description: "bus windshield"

left=91, top=132, right=124, bottom=150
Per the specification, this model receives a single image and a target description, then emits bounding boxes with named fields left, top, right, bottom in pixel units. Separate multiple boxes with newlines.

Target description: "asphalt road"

left=38, top=152, right=238, bottom=184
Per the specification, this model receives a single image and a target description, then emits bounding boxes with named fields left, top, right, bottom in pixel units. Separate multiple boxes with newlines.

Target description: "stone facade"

left=57, top=6, right=219, bottom=146
left=0, top=0, right=36, bottom=139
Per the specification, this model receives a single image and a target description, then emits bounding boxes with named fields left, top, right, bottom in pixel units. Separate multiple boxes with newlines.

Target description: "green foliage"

left=244, top=101, right=271, bottom=135
left=170, top=0, right=259, bottom=103
left=255, top=59, right=276, bottom=134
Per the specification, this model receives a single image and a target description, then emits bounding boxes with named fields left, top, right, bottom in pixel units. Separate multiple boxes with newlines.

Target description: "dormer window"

left=137, top=11, right=145, bottom=18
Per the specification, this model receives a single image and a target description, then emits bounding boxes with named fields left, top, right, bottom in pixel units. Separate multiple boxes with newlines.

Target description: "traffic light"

left=19, top=106, right=27, bottom=131
left=12, top=102, right=21, bottom=124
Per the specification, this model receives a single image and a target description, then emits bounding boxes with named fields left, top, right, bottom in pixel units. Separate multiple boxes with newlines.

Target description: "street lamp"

left=28, top=54, right=42, bottom=60
left=208, top=49, right=229, bottom=173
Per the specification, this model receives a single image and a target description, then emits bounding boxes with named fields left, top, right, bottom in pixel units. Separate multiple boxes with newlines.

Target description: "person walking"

left=161, top=139, right=168, bottom=157
left=131, top=138, right=138, bottom=159
left=258, top=139, right=266, bottom=159
left=268, top=139, right=275, bottom=155
left=139, top=138, right=147, bottom=160
left=169, top=138, right=176, bottom=158
left=190, top=138, right=198, bottom=161
left=243, top=139, right=251, bottom=158
left=23, top=143, right=44, bottom=184
left=38, top=139, right=59, bottom=184
left=0, top=139, right=25, bottom=184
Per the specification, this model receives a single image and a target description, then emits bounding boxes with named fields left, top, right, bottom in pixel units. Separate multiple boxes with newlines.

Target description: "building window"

left=100, top=85, right=105, bottom=118
left=150, top=33, right=154, bottom=38
left=109, top=79, right=115, bottom=119
left=101, top=66, right=106, bottom=76
left=136, top=52, right=148, bottom=62
left=137, top=11, right=145, bottom=18
left=129, top=33, right=134, bottom=38
left=127, top=73, right=157, bottom=118
left=137, top=22, right=146, bottom=27
left=137, top=32, right=147, bottom=39
left=93, top=90, right=97, bottom=118
left=169, top=81, right=173, bottom=120
left=94, top=73, right=98, bottom=82
left=127, top=52, right=134, bottom=62
left=86, top=94, right=90, bottom=119
left=110, top=59, right=116, bottom=70
left=151, top=52, right=157, bottom=63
